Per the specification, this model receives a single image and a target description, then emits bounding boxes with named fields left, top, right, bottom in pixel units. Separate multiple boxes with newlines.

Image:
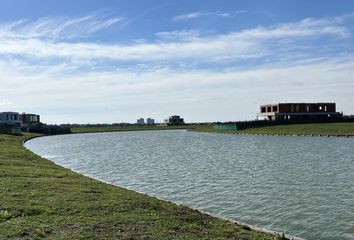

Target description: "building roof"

left=260, top=102, right=335, bottom=106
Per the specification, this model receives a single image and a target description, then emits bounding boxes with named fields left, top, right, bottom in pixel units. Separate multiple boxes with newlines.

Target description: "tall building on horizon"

left=146, top=118, right=155, bottom=125
left=137, top=118, right=145, bottom=125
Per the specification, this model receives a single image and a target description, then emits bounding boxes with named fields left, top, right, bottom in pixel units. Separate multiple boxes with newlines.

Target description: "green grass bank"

left=238, top=122, right=354, bottom=136
left=71, top=125, right=191, bottom=134
left=190, top=122, right=354, bottom=136
left=71, top=122, right=354, bottom=136
left=0, top=133, right=276, bottom=239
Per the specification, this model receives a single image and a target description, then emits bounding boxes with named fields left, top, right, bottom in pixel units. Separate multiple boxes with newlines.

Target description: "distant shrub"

left=0, top=210, right=13, bottom=221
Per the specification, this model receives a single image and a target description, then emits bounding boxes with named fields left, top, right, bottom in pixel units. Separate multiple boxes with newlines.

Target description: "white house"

left=0, top=112, right=22, bottom=126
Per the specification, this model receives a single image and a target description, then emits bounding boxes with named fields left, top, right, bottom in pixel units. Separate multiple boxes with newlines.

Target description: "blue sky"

left=0, top=0, right=354, bottom=123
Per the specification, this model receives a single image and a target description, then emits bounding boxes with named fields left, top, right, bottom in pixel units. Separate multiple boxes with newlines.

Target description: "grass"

left=71, top=122, right=354, bottom=136
left=239, top=122, right=354, bottom=136
left=71, top=125, right=191, bottom=134
left=190, top=122, right=354, bottom=136
left=0, top=133, right=276, bottom=239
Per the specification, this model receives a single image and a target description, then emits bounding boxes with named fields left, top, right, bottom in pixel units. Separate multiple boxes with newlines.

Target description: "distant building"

left=146, top=118, right=155, bottom=125
left=0, top=112, right=21, bottom=135
left=166, top=115, right=185, bottom=125
left=258, top=103, right=341, bottom=121
left=137, top=118, right=145, bottom=125
left=20, top=113, right=40, bottom=127
left=0, top=112, right=22, bottom=126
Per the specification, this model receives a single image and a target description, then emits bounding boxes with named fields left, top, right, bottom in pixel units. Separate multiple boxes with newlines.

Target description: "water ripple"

left=25, top=130, right=354, bottom=239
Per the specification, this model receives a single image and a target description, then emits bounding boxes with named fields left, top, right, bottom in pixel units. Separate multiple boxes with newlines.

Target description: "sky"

left=0, top=0, right=354, bottom=124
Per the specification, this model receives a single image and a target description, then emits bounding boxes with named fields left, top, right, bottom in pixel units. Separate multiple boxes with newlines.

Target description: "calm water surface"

left=25, top=130, right=354, bottom=239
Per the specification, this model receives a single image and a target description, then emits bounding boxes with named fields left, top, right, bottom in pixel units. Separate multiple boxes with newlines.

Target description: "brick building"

left=259, top=103, right=341, bottom=121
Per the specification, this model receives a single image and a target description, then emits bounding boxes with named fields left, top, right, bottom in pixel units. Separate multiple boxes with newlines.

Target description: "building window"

left=261, top=107, right=266, bottom=113
left=273, top=106, right=278, bottom=112
left=267, top=106, right=271, bottom=112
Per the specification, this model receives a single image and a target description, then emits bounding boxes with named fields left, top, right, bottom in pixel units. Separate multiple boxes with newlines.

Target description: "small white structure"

left=0, top=112, right=22, bottom=126
left=137, top=118, right=145, bottom=125
left=146, top=118, right=155, bottom=125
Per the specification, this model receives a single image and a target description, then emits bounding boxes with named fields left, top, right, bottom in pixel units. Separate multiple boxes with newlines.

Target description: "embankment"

left=1, top=133, right=280, bottom=239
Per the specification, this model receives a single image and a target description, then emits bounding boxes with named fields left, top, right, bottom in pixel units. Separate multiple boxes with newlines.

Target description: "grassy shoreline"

left=193, top=122, right=354, bottom=136
left=3, top=122, right=351, bottom=238
left=0, top=133, right=277, bottom=239
left=238, top=122, right=354, bottom=136
left=71, top=125, right=191, bottom=134
left=71, top=122, right=354, bottom=136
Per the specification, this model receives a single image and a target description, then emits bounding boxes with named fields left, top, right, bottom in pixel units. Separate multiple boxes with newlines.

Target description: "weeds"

left=0, top=210, right=13, bottom=221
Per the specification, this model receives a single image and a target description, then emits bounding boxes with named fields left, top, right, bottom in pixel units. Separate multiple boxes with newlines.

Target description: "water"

left=25, top=130, right=354, bottom=239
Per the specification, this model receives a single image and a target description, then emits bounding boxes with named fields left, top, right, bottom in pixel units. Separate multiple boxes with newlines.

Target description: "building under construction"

left=258, top=103, right=341, bottom=121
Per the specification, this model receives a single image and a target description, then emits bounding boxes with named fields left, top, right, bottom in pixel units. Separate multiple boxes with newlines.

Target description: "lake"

left=25, top=130, right=354, bottom=239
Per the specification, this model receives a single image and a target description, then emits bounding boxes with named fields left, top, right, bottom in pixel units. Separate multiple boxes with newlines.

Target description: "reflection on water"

left=25, top=130, right=354, bottom=239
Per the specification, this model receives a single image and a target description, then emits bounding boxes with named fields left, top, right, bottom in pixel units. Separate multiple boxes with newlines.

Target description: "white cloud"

left=0, top=99, right=13, bottom=109
left=0, top=14, right=122, bottom=40
left=0, top=15, right=350, bottom=64
left=219, top=10, right=246, bottom=18
left=237, top=18, right=350, bottom=39
left=0, top=13, right=353, bottom=123
left=155, top=30, right=201, bottom=41
left=172, top=10, right=246, bottom=21
left=1, top=56, right=353, bottom=123
left=173, top=12, right=205, bottom=21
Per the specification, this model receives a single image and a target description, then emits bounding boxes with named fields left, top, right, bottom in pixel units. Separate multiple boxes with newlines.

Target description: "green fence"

left=213, top=123, right=237, bottom=131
